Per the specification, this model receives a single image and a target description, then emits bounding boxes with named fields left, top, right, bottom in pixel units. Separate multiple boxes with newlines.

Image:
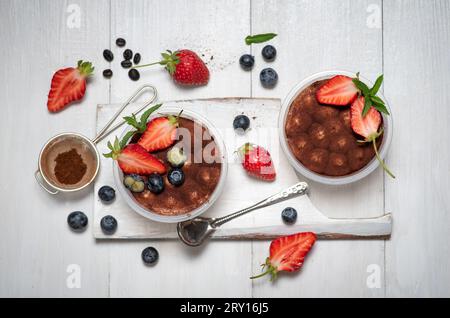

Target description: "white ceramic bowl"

left=113, top=107, right=228, bottom=223
left=279, top=70, right=393, bottom=185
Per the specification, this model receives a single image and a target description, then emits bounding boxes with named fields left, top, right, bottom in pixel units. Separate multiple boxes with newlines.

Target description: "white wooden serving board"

left=94, top=98, right=391, bottom=240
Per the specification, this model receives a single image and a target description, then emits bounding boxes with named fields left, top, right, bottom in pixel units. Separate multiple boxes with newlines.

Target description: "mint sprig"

left=123, top=104, right=162, bottom=133
left=353, top=73, right=390, bottom=117
left=245, top=33, right=277, bottom=45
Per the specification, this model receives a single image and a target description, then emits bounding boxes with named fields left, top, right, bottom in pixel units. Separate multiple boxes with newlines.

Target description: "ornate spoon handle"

left=210, top=182, right=309, bottom=228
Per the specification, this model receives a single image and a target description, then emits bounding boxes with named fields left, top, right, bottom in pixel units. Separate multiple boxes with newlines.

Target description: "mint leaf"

left=353, top=78, right=370, bottom=96
left=139, top=104, right=162, bottom=131
left=370, top=75, right=384, bottom=95
left=120, top=131, right=136, bottom=149
left=362, top=97, right=373, bottom=117
left=245, top=33, right=277, bottom=45
left=370, top=96, right=390, bottom=115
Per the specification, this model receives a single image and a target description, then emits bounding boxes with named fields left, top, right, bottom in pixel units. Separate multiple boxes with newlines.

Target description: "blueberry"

left=239, top=54, right=254, bottom=70
left=121, top=60, right=132, bottom=69
left=233, top=115, right=251, bottom=133
left=123, top=174, right=145, bottom=193
left=167, top=147, right=187, bottom=168
left=103, top=49, right=114, bottom=62
left=260, top=68, right=278, bottom=88
left=168, top=169, right=185, bottom=187
left=103, top=69, right=113, bottom=78
left=100, top=215, right=118, bottom=235
left=116, top=38, right=126, bottom=47
left=123, top=49, right=133, bottom=60
left=128, top=69, right=140, bottom=81
left=147, top=173, right=164, bottom=194
left=67, top=211, right=88, bottom=232
left=262, top=45, right=277, bottom=61
left=98, top=185, right=115, bottom=203
left=133, top=53, right=141, bottom=65
left=141, top=247, right=159, bottom=265
left=281, top=207, right=297, bottom=224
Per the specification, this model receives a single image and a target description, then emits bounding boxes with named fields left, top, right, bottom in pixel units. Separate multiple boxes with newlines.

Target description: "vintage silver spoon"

left=177, top=182, right=309, bottom=246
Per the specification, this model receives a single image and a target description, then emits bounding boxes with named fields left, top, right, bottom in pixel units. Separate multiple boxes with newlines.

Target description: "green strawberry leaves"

left=353, top=73, right=390, bottom=117
left=245, top=33, right=277, bottom=45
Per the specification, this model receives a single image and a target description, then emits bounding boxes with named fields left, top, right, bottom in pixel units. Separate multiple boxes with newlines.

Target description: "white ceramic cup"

left=278, top=70, right=393, bottom=185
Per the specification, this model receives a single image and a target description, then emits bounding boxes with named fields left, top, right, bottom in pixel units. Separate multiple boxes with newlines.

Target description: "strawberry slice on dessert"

left=316, top=75, right=359, bottom=106
left=47, top=60, right=94, bottom=113
left=104, top=137, right=166, bottom=175
left=237, top=143, right=276, bottom=182
left=251, top=232, right=317, bottom=281
left=138, top=112, right=182, bottom=152
left=350, top=96, right=395, bottom=178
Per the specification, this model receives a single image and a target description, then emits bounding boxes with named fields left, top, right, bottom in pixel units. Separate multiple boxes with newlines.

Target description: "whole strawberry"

left=251, top=232, right=316, bottom=281
left=134, top=50, right=209, bottom=86
left=237, top=143, right=276, bottom=182
left=47, top=60, right=94, bottom=113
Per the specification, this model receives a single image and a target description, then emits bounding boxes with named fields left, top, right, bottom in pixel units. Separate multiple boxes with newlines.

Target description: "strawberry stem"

left=132, top=61, right=161, bottom=69
left=250, top=270, right=272, bottom=280
left=372, top=138, right=396, bottom=179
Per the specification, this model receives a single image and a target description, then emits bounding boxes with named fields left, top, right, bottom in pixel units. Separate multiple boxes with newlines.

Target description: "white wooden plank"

left=0, top=0, right=110, bottom=296
left=251, top=0, right=386, bottom=297
left=108, top=0, right=253, bottom=297
left=384, top=0, right=450, bottom=297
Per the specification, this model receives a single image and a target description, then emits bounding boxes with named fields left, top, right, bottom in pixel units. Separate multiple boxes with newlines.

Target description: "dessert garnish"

left=168, top=168, right=185, bottom=187
left=123, top=104, right=163, bottom=135
left=237, top=143, right=276, bottom=182
left=147, top=173, right=165, bottom=194
left=98, top=185, right=116, bottom=203
left=281, top=207, right=298, bottom=224
left=316, top=75, right=359, bottom=106
left=260, top=68, right=278, bottom=88
left=245, top=33, right=277, bottom=45
left=47, top=60, right=94, bottom=112
left=67, top=211, right=88, bottom=232
left=142, top=247, right=159, bottom=265
left=100, top=215, right=118, bottom=235
left=54, top=148, right=87, bottom=185
left=167, top=147, right=187, bottom=168
left=103, top=137, right=166, bottom=175
left=123, top=174, right=146, bottom=193
left=251, top=232, right=316, bottom=281
left=132, top=50, right=210, bottom=86
left=137, top=110, right=183, bottom=152
left=351, top=96, right=395, bottom=178
left=352, top=73, right=389, bottom=116
left=261, top=45, right=277, bottom=61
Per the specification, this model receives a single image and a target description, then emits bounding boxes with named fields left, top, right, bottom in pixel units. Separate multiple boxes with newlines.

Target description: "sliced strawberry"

left=350, top=96, right=395, bottom=178
left=138, top=114, right=180, bottom=152
left=47, top=60, right=94, bottom=113
left=316, top=75, right=359, bottom=106
left=104, top=138, right=166, bottom=175
left=251, top=232, right=316, bottom=281
left=237, top=143, right=276, bottom=182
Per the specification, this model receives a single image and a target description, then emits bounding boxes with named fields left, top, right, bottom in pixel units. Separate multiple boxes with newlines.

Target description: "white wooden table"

left=0, top=0, right=449, bottom=297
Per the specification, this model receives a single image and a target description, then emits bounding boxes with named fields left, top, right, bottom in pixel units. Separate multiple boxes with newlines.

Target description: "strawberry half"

left=133, top=49, right=209, bottom=86
left=351, top=96, right=395, bottom=178
left=104, top=138, right=166, bottom=175
left=316, top=75, right=359, bottom=106
left=251, top=232, right=317, bottom=281
left=47, top=60, right=94, bottom=113
left=237, top=143, right=276, bottom=182
left=138, top=112, right=181, bottom=152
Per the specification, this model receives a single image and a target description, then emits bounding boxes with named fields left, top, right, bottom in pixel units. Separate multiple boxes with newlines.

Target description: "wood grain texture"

left=0, top=0, right=110, bottom=297
left=250, top=0, right=386, bottom=297
left=383, top=0, right=450, bottom=297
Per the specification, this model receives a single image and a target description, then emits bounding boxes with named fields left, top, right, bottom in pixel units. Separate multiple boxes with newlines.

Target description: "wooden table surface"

left=0, top=0, right=449, bottom=297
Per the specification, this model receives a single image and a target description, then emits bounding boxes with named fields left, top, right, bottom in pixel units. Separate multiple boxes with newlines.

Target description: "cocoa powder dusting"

left=54, top=148, right=87, bottom=185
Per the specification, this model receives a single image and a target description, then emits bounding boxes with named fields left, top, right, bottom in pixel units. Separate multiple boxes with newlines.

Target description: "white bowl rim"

left=278, top=70, right=393, bottom=185
left=113, top=106, right=228, bottom=223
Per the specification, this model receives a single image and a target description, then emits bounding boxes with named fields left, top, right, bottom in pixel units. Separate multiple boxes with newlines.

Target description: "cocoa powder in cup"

left=54, top=148, right=87, bottom=185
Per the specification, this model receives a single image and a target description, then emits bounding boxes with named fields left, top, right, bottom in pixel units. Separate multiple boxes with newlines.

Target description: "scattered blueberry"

left=121, top=60, right=132, bottom=69
left=133, top=53, right=141, bottom=65
left=262, top=45, right=277, bottom=61
left=147, top=173, right=164, bottom=194
left=100, top=215, right=118, bottom=235
left=98, top=185, right=115, bottom=203
left=239, top=54, right=255, bottom=70
left=67, top=211, right=88, bottom=232
left=128, top=69, right=140, bottom=81
left=116, top=38, right=126, bottom=47
left=103, top=49, right=114, bottom=62
left=141, top=247, right=159, bottom=265
left=168, top=169, right=185, bottom=187
left=167, top=147, right=187, bottom=168
left=123, top=49, right=133, bottom=60
left=260, top=68, right=278, bottom=88
left=103, top=69, right=113, bottom=78
left=123, top=174, right=146, bottom=193
left=281, top=207, right=297, bottom=224
left=233, top=115, right=251, bottom=133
